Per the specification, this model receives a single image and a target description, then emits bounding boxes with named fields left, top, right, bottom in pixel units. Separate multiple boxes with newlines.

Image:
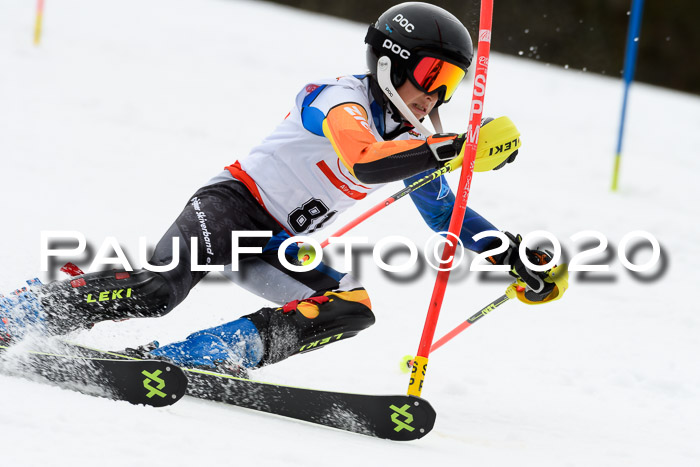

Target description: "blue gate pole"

left=612, top=0, right=646, bottom=191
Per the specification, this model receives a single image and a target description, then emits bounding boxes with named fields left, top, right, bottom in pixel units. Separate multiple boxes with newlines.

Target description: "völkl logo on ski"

left=142, top=369, right=167, bottom=399
left=389, top=404, right=414, bottom=432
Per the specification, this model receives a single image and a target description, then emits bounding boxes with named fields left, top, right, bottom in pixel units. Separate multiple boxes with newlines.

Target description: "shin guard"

left=38, top=269, right=173, bottom=334
left=244, top=288, right=375, bottom=367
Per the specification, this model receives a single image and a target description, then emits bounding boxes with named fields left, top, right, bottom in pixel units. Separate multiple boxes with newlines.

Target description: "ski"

left=184, top=368, right=435, bottom=441
left=68, top=342, right=436, bottom=440
left=0, top=344, right=188, bottom=407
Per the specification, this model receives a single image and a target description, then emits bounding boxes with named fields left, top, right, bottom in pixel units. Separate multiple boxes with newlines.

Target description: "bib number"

left=288, top=198, right=337, bottom=234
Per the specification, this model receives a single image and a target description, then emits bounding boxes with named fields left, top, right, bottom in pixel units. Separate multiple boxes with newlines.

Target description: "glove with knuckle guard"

left=486, top=231, right=567, bottom=304
left=492, top=149, right=518, bottom=170
left=426, top=116, right=521, bottom=172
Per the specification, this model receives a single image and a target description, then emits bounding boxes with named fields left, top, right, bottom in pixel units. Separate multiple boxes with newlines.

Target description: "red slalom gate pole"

left=407, top=0, right=494, bottom=397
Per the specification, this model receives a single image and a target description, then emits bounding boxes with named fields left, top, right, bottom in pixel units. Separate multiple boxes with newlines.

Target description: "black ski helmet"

left=365, top=2, right=473, bottom=105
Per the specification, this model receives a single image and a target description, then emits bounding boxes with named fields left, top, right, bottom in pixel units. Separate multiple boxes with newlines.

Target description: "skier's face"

left=397, top=80, right=438, bottom=119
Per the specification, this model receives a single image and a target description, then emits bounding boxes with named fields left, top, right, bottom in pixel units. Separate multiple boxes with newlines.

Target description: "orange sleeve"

left=322, top=103, right=425, bottom=175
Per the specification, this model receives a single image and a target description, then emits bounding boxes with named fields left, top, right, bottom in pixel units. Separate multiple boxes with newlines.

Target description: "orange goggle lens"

left=412, top=56, right=466, bottom=101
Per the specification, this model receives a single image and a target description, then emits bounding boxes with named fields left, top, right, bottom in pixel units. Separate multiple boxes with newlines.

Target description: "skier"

left=0, top=2, right=565, bottom=375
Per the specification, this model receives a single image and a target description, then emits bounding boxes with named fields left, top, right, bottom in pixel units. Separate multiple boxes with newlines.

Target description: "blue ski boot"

left=137, top=289, right=374, bottom=375
left=148, top=318, right=262, bottom=377
left=118, top=318, right=262, bottom=378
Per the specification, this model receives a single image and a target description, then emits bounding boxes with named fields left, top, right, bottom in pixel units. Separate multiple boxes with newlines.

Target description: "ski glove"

left=492, top=149, right=518, bottom=170
left=486, top=232, right=556, bottom=302
left=427, top=117, right=521, bottom=172
left=425, top=132, right=467, bottom=162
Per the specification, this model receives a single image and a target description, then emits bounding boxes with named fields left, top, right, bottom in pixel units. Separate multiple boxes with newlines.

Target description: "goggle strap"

left=365, top=26, right=388, bottom=50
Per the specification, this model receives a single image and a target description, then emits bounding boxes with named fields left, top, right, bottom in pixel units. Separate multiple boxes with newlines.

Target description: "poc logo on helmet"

left=382, top=39, right=410, bottom=59
left=392, top=14, right=415, bottom=33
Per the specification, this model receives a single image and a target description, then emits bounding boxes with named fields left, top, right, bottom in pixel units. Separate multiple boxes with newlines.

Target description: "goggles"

left=409, top=55, right=466, bottom=103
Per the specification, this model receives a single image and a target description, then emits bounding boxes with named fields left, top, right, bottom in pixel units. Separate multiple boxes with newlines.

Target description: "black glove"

left=426, top=132, right=466, bottom=162
left=487, top=232, right=556, bottom=302
left=492, top=149, right=518, bottom=170
left=426, top=118, right=496, bottom=163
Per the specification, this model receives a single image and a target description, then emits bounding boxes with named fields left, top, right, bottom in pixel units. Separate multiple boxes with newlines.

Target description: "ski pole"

left=399, top=283, right=518, bottom=372
left=407, top=0, right=494, bottom=398
left=319, top=154, right=463, bottom=248
left=432, top=282, right=517, bottom=352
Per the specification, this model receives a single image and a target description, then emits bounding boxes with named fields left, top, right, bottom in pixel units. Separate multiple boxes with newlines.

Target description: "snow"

left=1, top=0, right=699, bottom=465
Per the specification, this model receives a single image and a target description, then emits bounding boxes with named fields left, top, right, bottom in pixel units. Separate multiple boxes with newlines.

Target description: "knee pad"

left=244, top=288, right=375, bottom=366
left=38, top=269, right=174, bottom=334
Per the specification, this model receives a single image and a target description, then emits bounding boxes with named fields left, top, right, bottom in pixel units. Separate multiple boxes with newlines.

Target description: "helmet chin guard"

left=429, top=108, right=444, bottom=133
left=376, top=56, right=442, bottom=136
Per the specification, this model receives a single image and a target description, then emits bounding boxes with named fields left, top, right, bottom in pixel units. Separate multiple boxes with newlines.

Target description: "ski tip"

left=124, top=360, right=188, bottom=408
left=377, top=395, right=437, bottom=441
